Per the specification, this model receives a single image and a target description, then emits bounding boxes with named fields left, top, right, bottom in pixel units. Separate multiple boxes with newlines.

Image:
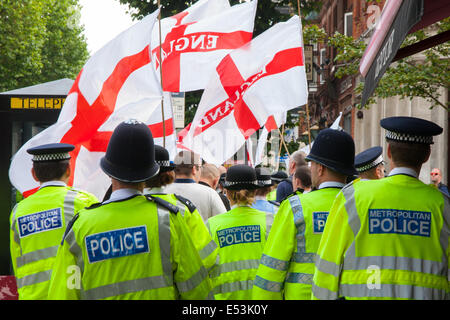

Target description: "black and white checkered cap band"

left=259, top=179, right=272, bottom=186
left=356, top=155, right=384, bottom=173
left=386, top=130, right=433, bottom=144
left=223, top=180, right=259, bottom=187
left=156, top=160, right=171, bottom=167
left=32, top=152, right=71, bottom=162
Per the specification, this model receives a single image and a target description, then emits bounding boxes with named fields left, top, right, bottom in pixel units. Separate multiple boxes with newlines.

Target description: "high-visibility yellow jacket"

left=207, top=205, right=274, bottom=300
left=253, top=183, right=344, bottom=300
left=47, top=194, right=213, bottom=300
left=150, top=192, right=219, bottom=271
left=312, top=172, right=450, bottom=300
left=9, top=185, right=98, bottom=300
left=266, top=189, right=277, bottom=202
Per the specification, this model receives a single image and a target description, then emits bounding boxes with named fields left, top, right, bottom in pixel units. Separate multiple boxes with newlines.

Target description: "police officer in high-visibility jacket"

left=252, top=168, right=279, bottom=214
left=313, top=116, right=449, bottom=300
left=144, top=145, right=219, bottom=272
left=10, top=143, right=98, bottom=300
left=253, top=129, right=357, bottom=300
left=48, top=119, right=213, bottom=300
left=207, top=165, right=274, bottom=299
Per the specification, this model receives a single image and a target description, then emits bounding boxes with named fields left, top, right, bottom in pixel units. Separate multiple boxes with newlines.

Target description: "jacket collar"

left=388, top=167, right=419, bottom=178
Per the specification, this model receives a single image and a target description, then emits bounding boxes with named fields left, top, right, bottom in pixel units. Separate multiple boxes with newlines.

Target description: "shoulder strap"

left=173, top=194, right=197, bottom=213
left=61, top=213, right=80, bottom=245
left=145, top=194, right=179, bottom=214
left=85, top=202, right=103, bottom=210
left=268, top=200, right=280, bottom=207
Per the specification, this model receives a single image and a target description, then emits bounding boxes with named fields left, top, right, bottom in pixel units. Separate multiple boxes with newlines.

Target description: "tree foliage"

left=0, top=0, right=89, bottom=92
left=327, top=17, right=450, bottom=110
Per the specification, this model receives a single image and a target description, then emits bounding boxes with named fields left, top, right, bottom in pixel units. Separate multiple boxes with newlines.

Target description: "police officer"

left=313, top=116, right=449, bottom=300
left=48, top=120, right=213, bottom=300
left=10, top=143, right=98, bottom=300
left=266, top=171, right=287, bottom=202
left=145, top=145, right=218, bottom=272
left=206, top=165, right=274, bottom=299
left=354, top=146, right=385, bottom=180
left=252, top=167, right=279, bottom=214
left=253, top=128, right=357, bottom=300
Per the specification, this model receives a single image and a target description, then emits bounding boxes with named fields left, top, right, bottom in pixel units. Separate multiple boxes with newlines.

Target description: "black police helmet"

left=100, top=119, right=160, bottom=183
left=305, top=128, right=357, bottom=176
left=224, top=165, right=260, bottom=190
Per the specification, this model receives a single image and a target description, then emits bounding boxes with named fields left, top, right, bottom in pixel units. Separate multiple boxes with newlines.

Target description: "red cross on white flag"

left=182, top=15, right=308, bottom=165
left=151, top=0, right=257, bottom=92
left=8, top=9, right=175, bottom=200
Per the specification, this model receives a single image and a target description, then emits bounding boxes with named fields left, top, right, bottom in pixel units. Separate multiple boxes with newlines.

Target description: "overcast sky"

left=79, top=0, right=136, bottom=55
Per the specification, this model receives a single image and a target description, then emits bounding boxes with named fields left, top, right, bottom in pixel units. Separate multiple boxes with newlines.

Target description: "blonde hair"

left=226, top=189, right=256, bottom=206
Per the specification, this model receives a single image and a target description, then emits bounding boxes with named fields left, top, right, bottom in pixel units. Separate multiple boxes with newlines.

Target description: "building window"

left=320, top=48, right=326, bottom=84
left=343, top=111, right=352, bottom=135
left=344, top=12, right=353, bottom=37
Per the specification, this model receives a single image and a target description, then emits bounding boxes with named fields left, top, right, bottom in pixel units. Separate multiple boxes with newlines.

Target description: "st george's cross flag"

left=182, top=15, right=308, bottom=165
left=9, top=9, right=176, bottom=200
left=151, top=0, right=257, bottom=92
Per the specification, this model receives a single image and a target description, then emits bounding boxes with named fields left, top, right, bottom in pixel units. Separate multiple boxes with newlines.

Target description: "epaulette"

left=61, top=213, right=80, bottom=245
left=146, top=195, right=179, bottom=214
left=85, top=202, right=103, bottom=210
left=283, top=189, right=303, bottom=202
left=173, top=194, right=197, bottom=213
left=268, top=200, right=280, bottom=207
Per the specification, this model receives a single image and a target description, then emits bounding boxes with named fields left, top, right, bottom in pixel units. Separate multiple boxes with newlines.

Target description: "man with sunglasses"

left=430, top=168, right=449, bottom=196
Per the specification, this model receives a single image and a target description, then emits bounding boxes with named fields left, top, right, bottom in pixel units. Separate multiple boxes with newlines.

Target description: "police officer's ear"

left=62, top=163, right=72, bottom=183
left=31, top=167, right=39, bottom=182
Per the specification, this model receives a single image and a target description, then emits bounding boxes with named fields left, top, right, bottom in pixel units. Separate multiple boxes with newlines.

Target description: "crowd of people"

left=9, top=115, right=449, bottom=300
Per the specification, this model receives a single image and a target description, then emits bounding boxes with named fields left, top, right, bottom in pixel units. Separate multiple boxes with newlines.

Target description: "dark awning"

left=359, top=0, right=450, bottom=107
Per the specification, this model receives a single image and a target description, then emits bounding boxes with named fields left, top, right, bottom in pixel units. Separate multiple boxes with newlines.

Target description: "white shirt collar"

left=255, top=195, right=267, bottom=201
left=39, top=181, right=66, bottom=189
left=104, top=188, right=142, bottom=204
left=388, top=167, right=419, bottom=178
left=318, top=181, right=346, bottom=190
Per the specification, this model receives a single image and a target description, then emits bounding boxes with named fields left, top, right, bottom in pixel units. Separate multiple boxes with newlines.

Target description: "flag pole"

left=297, top=0, right=312, bottom=147
left=157, top=0, right=166, bottom=147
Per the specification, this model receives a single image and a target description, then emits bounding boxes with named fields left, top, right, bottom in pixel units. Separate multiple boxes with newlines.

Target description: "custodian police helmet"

left=305, top=128, right=357, bottom=176
left=100, top=119, right=160, bottom=183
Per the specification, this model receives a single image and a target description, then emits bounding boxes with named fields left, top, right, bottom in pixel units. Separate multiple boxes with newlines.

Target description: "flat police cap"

left=224, top=165, right=259, bottom=190
left=271, top=171, right=288, bottom=183
left=380, top=116, right=443, bottom=145
left=256, top=167, right=274, bottom=187
left=27, top=143, right=75, bottom=162
left=355, top=146, right=383, bottom=173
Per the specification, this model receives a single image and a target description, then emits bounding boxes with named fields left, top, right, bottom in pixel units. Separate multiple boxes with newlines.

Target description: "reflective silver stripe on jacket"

left=441, top=195, right=450, bottom=281
left=340, top=283, right=448, bottom=300
left=253, top=275, right=283, bottom=292
left=63, top=189, right=79, bottom=225
left=315, top=256, right=341, bottom=278
left=342, top=183, right=360, bottom=260
left=260, top=254, right=289, bottom=271
left=213, top=280, right=254, bottom=295
left=210, top=259, right=260, bottom=278
left=285, top=272, right=313, bottom=285
left=311, top=283, right=339, bottom=300
left=198, top=240, right=217, bottom=260
left=16, top=246, right=59, bottom=269
left=176, top=266, right=209, bottom=293
left=10, top=204, right=21, bottom=253
left=157, top=205, right=173, bottom=287
left=83, top=275, right=170, bottom=300
left=288, top=196, right=315, bottom=264
left=265, top=212, right=274, bottom=239
left=16, top=270, right=52, bottom=289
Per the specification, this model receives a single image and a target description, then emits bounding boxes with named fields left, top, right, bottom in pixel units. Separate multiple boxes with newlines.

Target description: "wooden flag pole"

left=297, top=0, right=312, bottom=147
left=157, top=0, right=166, bottom=147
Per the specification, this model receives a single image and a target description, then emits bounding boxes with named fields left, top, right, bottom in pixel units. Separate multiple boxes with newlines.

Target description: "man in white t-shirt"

left=164, top=151, right=227, bottom=222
